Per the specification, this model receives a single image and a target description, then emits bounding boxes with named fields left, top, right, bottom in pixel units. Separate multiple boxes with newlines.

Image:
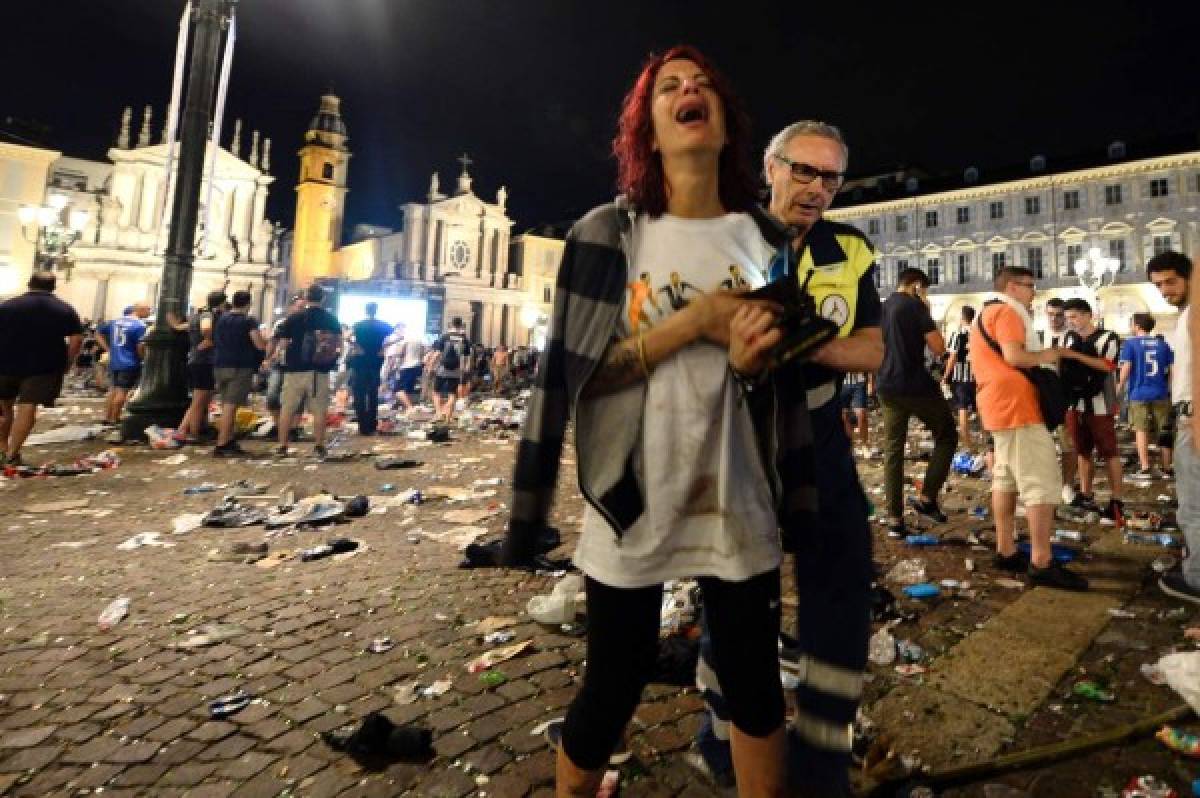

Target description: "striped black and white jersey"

left=844, top=371, right=867, bottom=386
left=946, top=329, right=974, bottom=385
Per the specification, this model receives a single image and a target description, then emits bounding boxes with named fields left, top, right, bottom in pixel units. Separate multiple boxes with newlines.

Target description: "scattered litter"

left=894, top=664, right=926, bottom=677
left=442, top=504, right=504, bottom=524
left=479, top=670, right=507, bottom=687
left=904, top=534, right=940, bottom=546
left=117, top=532, right=175, bottom=550
left=902, top=583, right=940, bottom=600
left=1155, top=725, right=1200, bottom=757
left=393, top=683, right=419, bottom=705
left=868, top=627, right=896, bottom=666
left=467, top=640, right=533, bottom=673
left=366, top=637, right=394, bottom=654
left=175, top=623, right=245, bottom=649
left=1108, top=608, right=1137, bottom=619
left=51, top=538, right=100, bottom=549
left=98, top=597, right=131, bottom=630
left=146, top=425, right=182, bottom=449
left=993, top=578, right=1025, bottom=590
left=300, top=538, right=360, bottom=562
left=422, top=525, right=487, bottom=549
left=183, top=483, right=221, bottom=495
left=421, top=680, right=453, bottom=698
left=154, top=453, right=189, bottom=465
left=24, top=424, right=106, bottom=445
left=1155, top=652, right=1200, bottom=713
left=1053, top=528, right=1082, bottom=542
left=886, top=559, right=927, bottom=585
left=171, top=513, right=206, bottom=535
left=322, top=711, right=432, bottom=762
left=209, top=690, right=253, bottom=719
left=475, top=616, right=519, bottom=634
left=374, top=457, right=424, bottom=470
left=483, top=631, right=515, bottom=645
left=1072, top=680, right=1115, bottom=702
left=528, top=574, right=583, bottom=625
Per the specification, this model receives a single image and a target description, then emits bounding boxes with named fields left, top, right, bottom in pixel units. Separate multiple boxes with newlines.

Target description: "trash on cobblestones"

left=171, top=513, right=206, bottom=535
left=322, top=710, right=433, bottom=762
left=868, top=627, right=897, bottom=666
left=467, top=640, right=533, bottom=673
left=661, top=579, right=699, bottom=634
left=1121, top=775, right=1179, bottom=798
left=896, top=640, right=924, bottom=663
left=153, top=453, right=189, bottom=465
left=1016, top=542, right=1076, bottom=563
left=902, top=583, right=940, bottom=599
left=993, top=577, right=1025, bottom=590
left=1125, top=531, right=1181, bottom=547
left=443, top=504, right=504, bottom=524
left=483, top=631, right=515, bottom=644
left=479, top=670, right=507, bottom=687
left=1153, top=557, right=1179, bottom=573
left=209, top=690, right=253, bottom=718
left=1128, top=511, right=1165, bottom=531
left=1072, top=680, right=1115, bottom=702
left=528, top=574, right=584, bottom=625
left=421, top=680, right=453, bottom=698
left=24, top=424, right=106, bottom=445
left=1155, top=652, right=1200, bottom=713
left=905, top=534, right=940, bottom=546
left=475, top=616, right=519, bottom=634
left=146, top=425, right=182, bottom=449
left=183, top=482, right=221, bottom=495
left=1142, top=663, right=1168, bottom=686
left=1163, top=726, right=1200, bottom=756
left=367, top=637, right=395, bottom=654
left=1053, top=528, right=1083, bottom=542
left=1109, top=608, right=1138, bottom=619
left=23, top=498, right=90, bottom=513
left=207, top=543, right=268, bottom=564
left=202, top=500, right=268, bottom=528
left=393, top=683, right=419, bottom=704
left=300, top=538, right=360, bottom=562
left=98, top=597, right=131, bottom=630
left=254, top=551, right=293, bottom=569
left=343, top=495, right=370, bottom=518
left=175, top=622, right=245, bottom=649
left=887, top=559, right=927, bottom=585
left=964, top=558, right=976, bottom=572
left=374, top=457, right=424, bottom=470
left=117, top=532, right=175, bottom=550
left=266, top=496, right=345, bottom=527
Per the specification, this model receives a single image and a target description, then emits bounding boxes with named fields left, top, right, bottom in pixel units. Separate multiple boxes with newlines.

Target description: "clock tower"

left=291, top=93, right=350, bottom=290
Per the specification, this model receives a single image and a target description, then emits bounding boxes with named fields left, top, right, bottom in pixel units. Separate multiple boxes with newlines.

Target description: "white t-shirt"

left=1170, top=304, right=1192, bottom=404
left=574, top=212, right=781, bottom=589
left=400, top=338, right=425, bottom=370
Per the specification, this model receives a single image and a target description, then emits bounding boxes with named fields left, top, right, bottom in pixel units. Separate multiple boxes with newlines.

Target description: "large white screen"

left=336, top=295, right=428, bottom=336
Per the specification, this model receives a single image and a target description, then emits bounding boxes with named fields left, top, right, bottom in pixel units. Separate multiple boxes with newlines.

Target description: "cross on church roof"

left=457, top=153, right=473, bottom=175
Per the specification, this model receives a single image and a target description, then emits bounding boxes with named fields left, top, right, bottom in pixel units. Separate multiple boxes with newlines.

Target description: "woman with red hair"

left=504, top=45, right=816, bottom=796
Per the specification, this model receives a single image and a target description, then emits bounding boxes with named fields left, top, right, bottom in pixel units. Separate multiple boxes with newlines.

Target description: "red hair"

left=612, top=45, right=757, bottom=217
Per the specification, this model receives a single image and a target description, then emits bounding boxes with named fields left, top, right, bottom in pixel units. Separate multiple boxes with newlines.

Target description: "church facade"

left=291, top=94, right=561, bottom=348
left=1, top=106, right=282, bottom=322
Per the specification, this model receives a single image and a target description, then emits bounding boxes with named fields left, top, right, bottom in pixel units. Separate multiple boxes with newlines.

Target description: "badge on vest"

left=819, top=294, right=851, bottom=327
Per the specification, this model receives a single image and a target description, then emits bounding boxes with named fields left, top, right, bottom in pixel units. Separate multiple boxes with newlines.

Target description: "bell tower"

left=291, top=93, right=350, bottom=290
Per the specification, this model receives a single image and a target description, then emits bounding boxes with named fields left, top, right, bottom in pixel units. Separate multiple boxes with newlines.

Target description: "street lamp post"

left=121, top=0, right=236, bottom=441
left=17, top=193, right=89, bottom=281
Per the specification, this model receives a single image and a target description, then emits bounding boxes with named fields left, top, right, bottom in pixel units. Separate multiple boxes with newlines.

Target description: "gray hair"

left=763, top=120, right=849, bottom=179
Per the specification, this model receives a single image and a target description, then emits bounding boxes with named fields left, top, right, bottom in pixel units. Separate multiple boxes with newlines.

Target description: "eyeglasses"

left=773, top=154, right=845, bottom=190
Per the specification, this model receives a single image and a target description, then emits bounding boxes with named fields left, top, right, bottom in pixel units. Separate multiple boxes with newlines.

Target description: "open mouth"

left=674, top=97, right=708, bottom=126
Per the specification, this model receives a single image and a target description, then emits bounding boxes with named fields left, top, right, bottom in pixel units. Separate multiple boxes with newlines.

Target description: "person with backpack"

left=1061, top=297, right=1125, bottom=521
left=1119, top=312, right=1174, bottom=477
left=272, top=284, right=343, bottom=459
left=432, top=317, right=470, bottom=424
left=969, top=268, right=1087, bottom=590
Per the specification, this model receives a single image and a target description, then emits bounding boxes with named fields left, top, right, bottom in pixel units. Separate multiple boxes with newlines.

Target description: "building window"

left=991, top=252, right=1006, bottom=275
left=1026, top=247, right=1043, bottom=278
left=321, top=162, right=334, bottom=180
left=895, top=215, right=909, bottom=233
left=1066, top=244, right=1083, bottom=276
left=867, top=219, right=880, bottom=236
left=1024, top=196, right=1040, bottom=215
left=989, top=201, right=1004, bottom=220
left=956, top=254, right=969, bottom=284
left=1105, top=184, right=1122, bottom=205
left=1109, top=239, right=1127, bottom=272
left=1063, top=190, right=1080, bottom=210
left=897, top=258, right=909, bottom=273
left=874, top=265, right=882, bottom=288
left=1150, top=177, right=1170, bottom=198
left=1153, top=233, right=1174, bottom=256
left=543, top=286, right=552, bottom=303
left=956, top=207, right=970, bottom=224
left=927, top=258, right=940, bottom=285
left=925, top=210, right=938, bottom=229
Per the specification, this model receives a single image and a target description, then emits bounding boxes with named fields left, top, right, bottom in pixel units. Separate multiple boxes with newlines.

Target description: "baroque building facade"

left=291, top=94, right=561, bottom=348
left=826, top=145, right=1200, bottom=334
left=0, top=106, right=282, bottom=322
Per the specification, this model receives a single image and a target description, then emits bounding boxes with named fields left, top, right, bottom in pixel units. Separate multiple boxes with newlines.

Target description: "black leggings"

left=561, top=570, right=784, bottom=771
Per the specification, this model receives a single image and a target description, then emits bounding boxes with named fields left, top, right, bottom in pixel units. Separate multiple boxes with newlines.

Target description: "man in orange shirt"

left=969, top=267, right=1088, bottom=591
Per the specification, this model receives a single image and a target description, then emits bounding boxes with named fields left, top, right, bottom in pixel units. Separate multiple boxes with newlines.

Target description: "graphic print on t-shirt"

left=625, top=264, right=753, bottom=331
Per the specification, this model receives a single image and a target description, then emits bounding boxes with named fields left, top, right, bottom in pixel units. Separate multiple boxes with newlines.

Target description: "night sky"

left=5, top=1, right=1199, bottom=237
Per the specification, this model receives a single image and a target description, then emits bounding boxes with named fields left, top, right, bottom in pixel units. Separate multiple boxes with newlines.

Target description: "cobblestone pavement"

left=0, top=399, right=718, bottom=797
left=0, top=396, right=1187, bottom=797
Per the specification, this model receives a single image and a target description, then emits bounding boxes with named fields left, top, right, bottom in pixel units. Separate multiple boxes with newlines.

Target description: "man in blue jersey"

left=1119, top=312, right=1174, bottom=476
left=97, top=303, right=150, bottom=425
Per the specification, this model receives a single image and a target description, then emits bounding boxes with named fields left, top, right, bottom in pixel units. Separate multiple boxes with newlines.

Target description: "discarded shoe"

left=300, top=538, right=359, bottom=561
left=265, top=497, right=345, bottom=528
left=209, top=690, right=253, bottom=718
left=343, top=495, right=370, bottom=518
left=203, top=501, right=268, bottom=528
left=373, top=457, right=424, bottom=470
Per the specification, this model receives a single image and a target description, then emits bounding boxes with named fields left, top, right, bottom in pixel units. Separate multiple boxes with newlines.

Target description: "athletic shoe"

left=1102, top=498, right=1126, bottom=525
left=272, top=445, right=291, bottom=459
left=544, top=719, right=631, bottom=766
left=1070, top=493, right=1102, bottom=513
left=1159, top=573, right=1200, bottom=604
left=908, top=497, right=947, bottom=524
left=1135, top=467, right=1161, bottom=480
left=212, top=442, right=247, bottom=458
left=313, top=445, right=328, bottom=460
left=1028, top=562, right=1088, bottom=592
left=992, top=550, right=1029, bottom=573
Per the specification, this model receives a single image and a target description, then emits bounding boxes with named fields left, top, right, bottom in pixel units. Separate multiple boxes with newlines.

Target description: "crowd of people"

left=1, top=43, right=1197, bottom=798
